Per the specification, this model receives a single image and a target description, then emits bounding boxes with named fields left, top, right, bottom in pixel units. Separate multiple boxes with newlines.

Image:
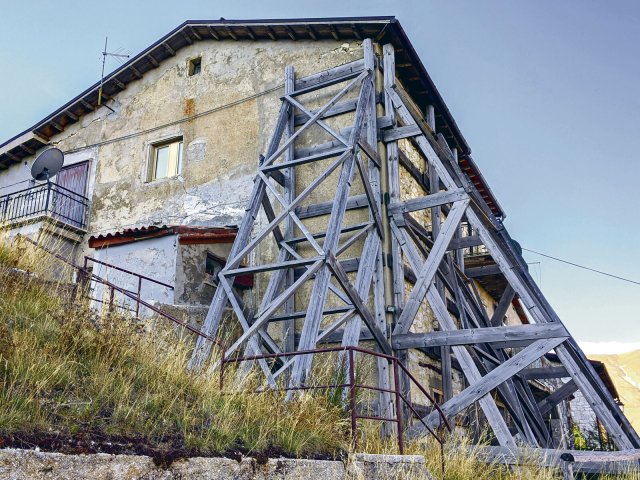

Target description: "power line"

left=522, top=247, right=640, bottom=286
left=60, top=83, right=284, bottom=155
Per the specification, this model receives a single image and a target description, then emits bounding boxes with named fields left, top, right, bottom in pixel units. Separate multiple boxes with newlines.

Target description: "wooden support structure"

left=188, top=39, right=640, bottom=458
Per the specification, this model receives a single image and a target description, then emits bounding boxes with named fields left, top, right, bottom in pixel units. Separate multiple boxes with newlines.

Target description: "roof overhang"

left=89, top=225, right=238, bottom=248
left=0, top=16, right=504, bottom=217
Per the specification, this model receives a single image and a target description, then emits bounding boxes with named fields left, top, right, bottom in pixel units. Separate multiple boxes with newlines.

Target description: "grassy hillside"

left=1, top=237, right=638, bottom=479
left=591, top=351, right=640, bottom=432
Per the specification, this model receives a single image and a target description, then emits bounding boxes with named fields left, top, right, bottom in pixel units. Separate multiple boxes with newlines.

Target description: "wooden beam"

left=129, top=66, right=143, bottom=79
left=284, top=25, right=297, bottom=40
left=295, top=193, right=368, bottom=219
left=64, top=110, right=78, bottom=121
left=20, top=144, right=35, bottom=155
left=422, top=337, right=567, bottom=430
left=208, top=26, right=220, bottom=40
left=163, top=43, right=176, bottom=55
left=448, top=235, right=482, bottom=250
left=112, top=78, right=125, bottom=90
left=466, top=264, right=502, bottom=278
left=189, top=27, right=201, bottom=40
left=306, top=25, right=317, bottom=40
left=382, top=124, right=421, bottom=142
left=181, top=31, right=193, bottom=45
left=520, top=367, right=569, bottom=380
left=245, top=26, right=256, bottom=40
left=490, top=285, right=516, bottom=326
left=392, top=323, right=568, bottom=350
left=538, top=380, right=578, bottom=415
left=224, top=26, right=238, bottom=40
left=393, top=198, right=469, bottom=335
left=327, top=253, right=392, bottom=356
left=79, top=99, right=94, bottom=111
left=147, top=54, right=159, bottom=67
left=388, top=189, right=467, bottom=215
left=265, top=26, right=277, bottom=40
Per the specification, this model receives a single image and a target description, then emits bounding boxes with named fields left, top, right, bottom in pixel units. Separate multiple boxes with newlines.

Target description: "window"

left=205, top=252, right=224, bottom=286
left=188, top=57, right=202, bottom=76
left=149, top=138, right=183, bottom=181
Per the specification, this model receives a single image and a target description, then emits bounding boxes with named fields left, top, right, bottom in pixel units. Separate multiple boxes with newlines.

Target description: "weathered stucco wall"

left=46, top=40, right=364, bottom=237
left=92, top=235, right=177, bottom=314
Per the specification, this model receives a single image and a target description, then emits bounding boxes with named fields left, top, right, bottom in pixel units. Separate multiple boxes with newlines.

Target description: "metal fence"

left=0, top=182, right=89, bottom=230
left=220, top=345, right=451, bottom=459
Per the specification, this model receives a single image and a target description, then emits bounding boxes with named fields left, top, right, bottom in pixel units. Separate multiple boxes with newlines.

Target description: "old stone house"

left=0, top=17, right=623, bottom=448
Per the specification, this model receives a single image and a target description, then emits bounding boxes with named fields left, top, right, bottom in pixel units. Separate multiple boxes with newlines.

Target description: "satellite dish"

left=31, top=148, right=64, bottom=181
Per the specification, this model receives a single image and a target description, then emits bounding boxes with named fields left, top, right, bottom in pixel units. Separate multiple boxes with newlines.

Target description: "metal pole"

left=109, top=286, right=115, bottom=312
left=348, top=348, right=357, bottom=452
left=393, top=358, right=405, bottom=455
left=45, top=181, right=51, bottom=214
left=136, top=277, right=142, bottom=317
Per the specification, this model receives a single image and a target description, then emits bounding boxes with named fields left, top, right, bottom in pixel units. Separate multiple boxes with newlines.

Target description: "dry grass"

left=0, top=236, right=348, bottom=457
left=0, top=236, right=638, bottom=478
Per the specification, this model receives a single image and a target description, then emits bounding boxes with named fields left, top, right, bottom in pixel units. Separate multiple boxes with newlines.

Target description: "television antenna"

left=31, top=148, right=64, bottom=182
left=98, top=37, right=130, bottom=110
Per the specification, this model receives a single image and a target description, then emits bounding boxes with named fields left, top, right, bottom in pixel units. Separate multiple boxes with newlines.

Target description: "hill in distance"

left=591, top=350, right=640, bottom=432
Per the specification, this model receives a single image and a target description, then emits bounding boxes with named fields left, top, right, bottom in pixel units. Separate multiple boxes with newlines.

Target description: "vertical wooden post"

left=383, top=42, right=411, bottom=424
left=283, top=65, right=296, bottom=356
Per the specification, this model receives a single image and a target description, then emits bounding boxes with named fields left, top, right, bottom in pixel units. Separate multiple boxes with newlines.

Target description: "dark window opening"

left=205, top=252, right=224, bottom=285
left=188, top=57, right=202, bottom=76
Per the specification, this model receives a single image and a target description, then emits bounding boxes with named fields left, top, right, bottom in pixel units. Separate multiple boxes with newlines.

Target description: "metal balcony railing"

left=0, top=182, right=89, bottom=230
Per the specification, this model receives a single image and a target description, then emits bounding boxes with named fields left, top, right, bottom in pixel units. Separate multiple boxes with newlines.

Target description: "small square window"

left=188, top=57, right=202, bottom=76
left=149, top=138, right=183, bottom=181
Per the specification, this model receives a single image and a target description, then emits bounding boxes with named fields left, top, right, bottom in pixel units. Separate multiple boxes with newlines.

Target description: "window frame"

left=188, top=57, right=202, bottom=76
left=147, top=136, right=183, bottom=182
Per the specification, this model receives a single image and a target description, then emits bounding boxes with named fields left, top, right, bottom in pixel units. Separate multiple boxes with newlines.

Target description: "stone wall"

left=0, top=449, right=431, bottom=480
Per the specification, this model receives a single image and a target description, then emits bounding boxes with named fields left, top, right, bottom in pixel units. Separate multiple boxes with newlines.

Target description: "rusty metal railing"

left=83, top=256, right=174, bottom=317
left=17, top=235, right=224, bottom=350
left=220, top=345, right=451, bottom=461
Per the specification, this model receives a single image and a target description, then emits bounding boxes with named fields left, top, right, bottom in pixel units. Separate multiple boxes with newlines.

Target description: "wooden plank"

left=293, top=58, right=365, bottom=93
left=538, top=380, right=578, bottom=416
left=393, top=198, right=469, bottom=335
left=382, top=124, right=421, bottom=142
left=263, top=70, right=366, bottom=167
left=296, top=194, right=368, bottom=219
left=448, top=235, right=483, bottom=251
left=393, top=221, right=515, bottom=447
left=290, top=78, right=374, bottom=388
left=293, top=98, right=359, bottom=126
left=327, top=253, right=392, bottom=356
left=466, top=206, right=638, bottom=449
left=490, top=285, right=516, bottom=326
left=392, top=323, right=568, bottom=350
left=261, top=146, right=348, bottom=172
left=465, top=264, right=502, bottom=278
left=283, top=64, right=296, bottom=356
left=387, top=189, right=467, bottom=215
left=477, top=445, right=640, bottom=474
left=422, top=337, right=567, bottom=429
left=520, top=367, right=569, bottom=380
left=221, top=259, right=325, bottom=360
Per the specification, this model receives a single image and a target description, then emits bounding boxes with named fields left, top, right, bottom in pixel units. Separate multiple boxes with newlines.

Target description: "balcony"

left=0, top=182, right=89, bottom=231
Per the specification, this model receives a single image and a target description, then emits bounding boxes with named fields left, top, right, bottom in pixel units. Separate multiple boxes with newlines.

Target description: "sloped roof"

left=0, top=17, right=504, bottom=217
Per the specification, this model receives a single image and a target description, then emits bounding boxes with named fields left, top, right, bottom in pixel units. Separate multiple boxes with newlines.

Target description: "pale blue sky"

left=1, top=1, right=638, bottom=349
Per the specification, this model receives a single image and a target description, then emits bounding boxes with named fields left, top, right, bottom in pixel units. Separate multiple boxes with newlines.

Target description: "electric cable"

left=522, top=247, right=640, bottom=286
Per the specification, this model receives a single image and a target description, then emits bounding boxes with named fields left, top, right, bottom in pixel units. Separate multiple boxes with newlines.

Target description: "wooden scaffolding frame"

left=188, top=39, right=640, bottom=453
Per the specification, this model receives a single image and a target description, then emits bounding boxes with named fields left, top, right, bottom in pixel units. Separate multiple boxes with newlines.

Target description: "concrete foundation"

left=0, top=449, right=431, bottom=480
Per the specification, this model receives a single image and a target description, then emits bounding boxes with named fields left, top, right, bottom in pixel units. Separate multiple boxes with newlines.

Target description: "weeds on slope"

left=0, top=236, right=347, bottom=459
